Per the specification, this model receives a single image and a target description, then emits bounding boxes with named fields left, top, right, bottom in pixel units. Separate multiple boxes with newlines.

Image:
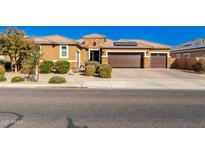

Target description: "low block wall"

left=174, top=57, right=205, bottom=70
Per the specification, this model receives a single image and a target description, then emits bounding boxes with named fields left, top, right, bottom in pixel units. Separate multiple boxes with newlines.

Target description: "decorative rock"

left=68, top=70, right=74, bottom=75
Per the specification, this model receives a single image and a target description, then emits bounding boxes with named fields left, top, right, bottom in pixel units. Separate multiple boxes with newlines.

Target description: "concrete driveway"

left=112, top=68, right=205, bottom=79
left=85, top=69, right=205, bottom=89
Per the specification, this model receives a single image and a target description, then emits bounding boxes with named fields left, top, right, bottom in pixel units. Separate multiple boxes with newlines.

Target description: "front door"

left=90, top=50, right=99, bottom=62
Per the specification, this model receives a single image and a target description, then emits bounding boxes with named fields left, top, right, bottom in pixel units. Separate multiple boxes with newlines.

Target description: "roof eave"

left=100, top=46, right=170, bottom=50
left=171, top=47, right=205, bottom=53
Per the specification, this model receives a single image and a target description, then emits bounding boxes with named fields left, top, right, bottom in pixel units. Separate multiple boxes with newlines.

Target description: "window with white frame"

left=60, top=45, right=68, bottom=58
left=183, top=53, right=190, bottom=58
left=176, top=54, right=181, bottom=58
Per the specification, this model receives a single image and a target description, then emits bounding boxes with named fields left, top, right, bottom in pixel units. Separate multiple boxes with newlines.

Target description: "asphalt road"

left=0, top=88, right=205, bottom=128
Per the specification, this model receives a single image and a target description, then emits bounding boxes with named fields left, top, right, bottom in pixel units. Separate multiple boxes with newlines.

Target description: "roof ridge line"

left=136, top=39, right=172, bottom=47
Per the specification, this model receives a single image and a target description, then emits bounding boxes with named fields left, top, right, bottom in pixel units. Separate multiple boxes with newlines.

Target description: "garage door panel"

left=108, top=53, right=142, bottom=68
left=150, top=54, right=167, bottom=68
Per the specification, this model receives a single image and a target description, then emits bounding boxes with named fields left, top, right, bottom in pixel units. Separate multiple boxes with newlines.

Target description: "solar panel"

left=114, top=42, right=137, bottom=46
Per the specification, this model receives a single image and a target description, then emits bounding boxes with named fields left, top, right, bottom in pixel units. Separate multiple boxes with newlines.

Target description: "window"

left=93, top=42, right=97, bottom=46
left=176, top=54, right=180, bottom=58
left=183, top=53, right=190, bottom=58
left=60, top=45, right=68, bottom=58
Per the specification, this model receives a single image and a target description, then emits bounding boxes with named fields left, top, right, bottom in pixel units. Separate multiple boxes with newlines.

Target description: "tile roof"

left=33, top=34, right=78, bottom=45
left=100, top=39, right=171, bottom=49
left=76, top=39, right=84, bottom=44
left=171, top=38, right=205, bottom=52
left=83, top=33, right=107, bottom=39
left=33, top=34, right=170, bottom=50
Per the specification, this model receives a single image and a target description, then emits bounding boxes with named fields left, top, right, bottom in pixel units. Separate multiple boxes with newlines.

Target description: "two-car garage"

left=101, top=40, right=170, bottom=68
left=107, top=52, right=167, bottom=68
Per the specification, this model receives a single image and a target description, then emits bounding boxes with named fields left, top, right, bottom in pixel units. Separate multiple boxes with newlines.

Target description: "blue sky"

left=1, top=26, right=205, bottom=46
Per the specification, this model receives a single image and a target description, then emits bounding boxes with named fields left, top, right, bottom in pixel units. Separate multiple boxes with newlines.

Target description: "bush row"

left=0, top=59, right=71, bottom=74
left=0, top=74, right=67, bottom=84
left=85, top=61, right=112, bottom=78
left=0, top=75, right=24, bottom=83
left=0, top=64, right=67, bottom=84
left=41, top=60, right=70, bottom=74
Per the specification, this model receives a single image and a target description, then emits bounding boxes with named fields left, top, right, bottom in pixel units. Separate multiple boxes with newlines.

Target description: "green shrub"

left=85, top=65, right=95, bottom=76
left=0, top=60, right=11, bottom=71
left=192, top=62, right=205, bottom=73
left=98, top=64, right=112, bottom=78
left=55, top=61, right=70, bottom=74
left=0, top=76, right=7, bottom=82
left=0, top=65, right=5, bottom=76
left=41, top=60, right=54, bottom=74
left=11, top=76, right=25, bottom=83
left=85, top=61, right=100, bottom=72
left=48, top=76, right=67, bottom=84
left=4, top=61, right=12, bottom=71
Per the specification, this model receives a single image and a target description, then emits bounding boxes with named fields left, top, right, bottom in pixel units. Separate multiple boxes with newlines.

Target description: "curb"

left=0, top=83, right=87, bottom=89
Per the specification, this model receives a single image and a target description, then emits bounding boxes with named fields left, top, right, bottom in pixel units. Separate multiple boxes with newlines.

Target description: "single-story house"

left=33, top=33, right=172, bottom=68
left=171, top=38, right=205, bottom=58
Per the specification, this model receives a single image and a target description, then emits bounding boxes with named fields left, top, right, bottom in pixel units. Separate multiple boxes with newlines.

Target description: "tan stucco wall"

left=143, top=57, right=150, bottom=68
left=101, top=57, right=108, bottom=64
left=149, top=49, right=170, bottom=53
left=40, top=44, right=80, bottom=61
left=84, top=38, right=106, bottom=49
left=80, top=48, right=89, bottom=65
left=40, top=44, right=89, bottom=68
left=167, top=58, right=176, bottom=68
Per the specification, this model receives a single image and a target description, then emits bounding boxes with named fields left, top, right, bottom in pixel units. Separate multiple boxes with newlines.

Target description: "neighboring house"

left=33, top=33, right=172, bottom=68
left=171, top=38, right=205, bottom=58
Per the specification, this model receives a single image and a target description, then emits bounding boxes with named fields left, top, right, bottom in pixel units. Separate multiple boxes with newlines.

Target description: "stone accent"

left=143, top=57, right=150, bottom=68
left=101, top=57, right=108, bottom=64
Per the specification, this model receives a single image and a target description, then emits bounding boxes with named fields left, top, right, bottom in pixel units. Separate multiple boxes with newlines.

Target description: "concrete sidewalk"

left=1, top=79, right=205, bottom=89
left=0, top=83, right=84, bottom=88
left=84, top=79, right=205, bottom=89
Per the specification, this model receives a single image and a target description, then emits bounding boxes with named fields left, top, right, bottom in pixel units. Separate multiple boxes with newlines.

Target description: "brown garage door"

left=150, top=53, right=167, bottom=68
left=108, top=53, right=143, bottom=68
